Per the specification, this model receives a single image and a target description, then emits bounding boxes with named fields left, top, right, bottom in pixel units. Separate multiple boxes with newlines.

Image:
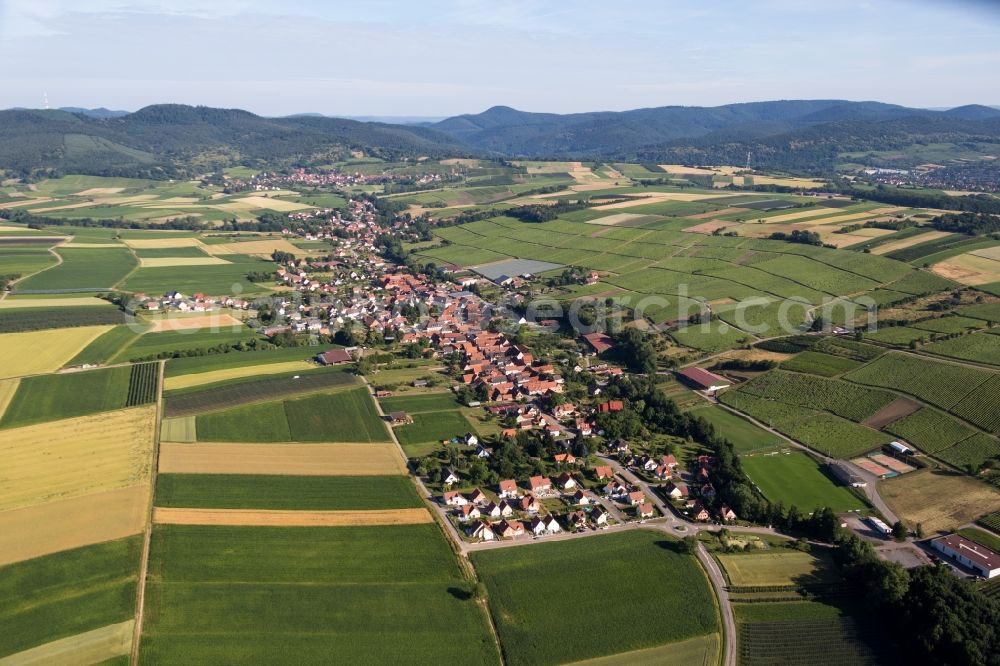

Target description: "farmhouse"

left=389, top=411, right=412, bottom=425
left=317, top=348, right=353, bottom=365
left=931, top=534, right=1000, bottom=578
left=677, top=366, right=731, bottom=392
left=582, top=332, right=615, bottom=354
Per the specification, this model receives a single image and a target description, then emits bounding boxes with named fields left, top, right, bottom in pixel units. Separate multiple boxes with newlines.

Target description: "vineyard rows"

left=126, top=362, right=158, bottom=407
left=737, top=370, right=895, bottom=423
left=739, top=618, right=885, bottom=666
left=885, top=407, right=976, bottom=453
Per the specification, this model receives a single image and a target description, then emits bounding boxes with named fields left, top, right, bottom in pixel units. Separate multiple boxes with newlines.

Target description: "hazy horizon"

left=2, top=0, right=999, bottom=117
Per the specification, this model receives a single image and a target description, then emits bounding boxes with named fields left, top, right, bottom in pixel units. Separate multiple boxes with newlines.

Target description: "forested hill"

left=0, top=105, right=466, bottom=178
left=428, top=101, right=1000, bottom=168
left=3, top=100, right=1000, bottom=178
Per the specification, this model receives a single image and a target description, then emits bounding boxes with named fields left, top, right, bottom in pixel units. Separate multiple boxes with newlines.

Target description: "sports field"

left=471, top=530, right=718, bottom=665
left=688, top=405, right=783, bottom=453
left=741, top=452, right=867, bottom=512
left=140, top=524, right=500, bottom=664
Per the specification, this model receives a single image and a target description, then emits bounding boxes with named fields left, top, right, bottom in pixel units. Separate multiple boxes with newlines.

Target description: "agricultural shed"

left=317, top=348, right=352, bottom=365
left=931, top=534, right=1000, bottom=578
left=678, top=366, right=731, bottom=392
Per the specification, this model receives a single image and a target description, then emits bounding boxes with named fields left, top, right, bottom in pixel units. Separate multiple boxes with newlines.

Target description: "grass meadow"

left=0, top=365, right=131, bottom=427
left=471, top=530, right=718, bottom=665
left=688, top=405, right=784, bottom=453
left=741, top=452, right=868, bottom=512
left=140, top=524, right=499, bottom=664
left=0, top=536, right=141, bottom=658
left=15, top=248, right=137, bottom=292
left=154, top=474, right=423, bottom=510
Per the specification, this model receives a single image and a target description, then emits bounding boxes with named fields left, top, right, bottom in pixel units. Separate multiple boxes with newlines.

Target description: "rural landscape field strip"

left=151, top=507, right=433, bottom=526
left=157, top=442, right=408, bottom=476
left=0, top=365, right=133, bottom=428
left=162, top=360, right=316, bottom=391
left=0, top=304, right=129, bottom=333
left=0, top=485, right=150, bottom=567
left=0, top=536, right=142, bottom=659
left=471, top=530, right=719, bottom=666
left=140, top=524, right=500, bottom=664
left=0, top=619, right=134, bottom=666
left=0, top=326, right=114, bottom=379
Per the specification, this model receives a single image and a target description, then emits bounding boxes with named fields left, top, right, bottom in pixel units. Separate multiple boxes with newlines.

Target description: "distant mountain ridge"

left=1, top=100, right=999, bottom=177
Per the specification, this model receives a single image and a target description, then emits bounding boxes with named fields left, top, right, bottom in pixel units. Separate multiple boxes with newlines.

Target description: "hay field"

left=0, top=297, right=108, bottom=309
left=593, top=192, right=725, bottom=209
left=0, top=326, right=113, bottom=379
left=870, top=231, right=951, bottom=255
left=75, top=187, right=126, bottom=195
left=0, top=406, right=156, bottom=511
left=158, top=442, right=407, bottom=475
left=748, top=176, right=826, bottom=189
left=163, top=360, right=315, bottom=390
left=0, top=378, right=19, bottom=420
left=931, top=254, right=1000, bottom=286
left=1, top=620, right=133, bottom=666
left=205, top=239, right=308, bottom=256
left=788, top=210, right=899, bottom=227
left=122, top=237, right=202, bottom=249
left=28, top=201, right=104, bottom=214
left=0, top=485, right=150, bottom=565
left=587, top=213, right=649, bottom=226
left=717, top=551, right=828, bottom=587
left=160, top=417, right=196, bottom=442
left=880, top=469, right=1000, bottom=533
left=139, top=257, right=231, bottom=268
left=684, top=220, right=737, bottom=234
left=658, top=164, right=719, bottom=175
left=145, top=313, right=243, bottom=333
left=970, top=246, right=1000, bottom=261
left=152, top=507, right=432, bottom=526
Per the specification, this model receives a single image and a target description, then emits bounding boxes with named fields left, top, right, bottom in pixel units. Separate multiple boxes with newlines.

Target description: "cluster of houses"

left=225, top=167, right=448, bottom=192
left=133, top=291, right=251, bottom=313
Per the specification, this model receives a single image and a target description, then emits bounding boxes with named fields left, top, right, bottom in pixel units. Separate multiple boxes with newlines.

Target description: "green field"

left=65, top=325, right=145, bottom=366
left=394, top=410, right=475, bottom=451
left=154, top=474, right=423, bottom=510
left=140, top=524, right=499, bottom=664
left=957, top=526, right=1000, bottom=553
left=0, top=246, right=58, bottom=278
left=164, top=347, right=323, bottom=377
left=14, top=248, right=137, bottom=292
left=0, top=536, right=141, bottom=658
left=379, top=392, right=461, bottom=413
left=195, top=386, right=389, bottom=443
left=165, top=368, right=355, bottom=416
left=924, top=332, right=1000, bottom=366
left=781, top=351, right=863, bottom=377
left=0, top=365, right=131, bottom=427
left=885, top=407, right=976, bottom=453
left=119, top=258, right=275, bottom=296
left=735, top=370, right=896, bottom=423
left=0, top=305, right=129, bottom=333
left=689, top=405, right=784, bottom=453
left=471, top=530, right=718, bottom=665
left=119, top=327, right=261, bottom=362
left=741, top=452, right=867, bottom=512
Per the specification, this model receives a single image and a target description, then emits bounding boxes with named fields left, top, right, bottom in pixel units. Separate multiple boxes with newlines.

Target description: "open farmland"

left=880, top=469, right=1000, bottom=533
left=163, top=346, right=324, bottom=377
left=0, top=536, right=142, bottom=659
left=394, top=410, right=477, bottom=454
left=735, top=370, right=896, bottom=423
left=471, top=530, right=718, bottom=666
left=140, top=524, right=499, bottom=664
left=741, top=452, right=867, bottom=512
left=163, top=360, right=316, bottom=391
left=66, top=325, right=144, bottom=366
left=379, top=392, right=461, bottom=413
left=0, top=326, right=113, bottom=378
left=885, top=407, right=977, bottom=453
left=0, top=304, right=129, bottom=333
left=118, top=257, right=275, bottom=296
left=14, top=247, right=137, bottom=292
left=0, top=365, right=132, bottom=427
left=158, top=443, right=408, bottom=476
left=781, top=351, right=864, bottom=377
left=718, top=549, right=839, bottom=588
left=152, top=507, right=432, bottom=527
left=924, top=331, right=1000, bottom=366
left=0, top=406, right=155, bottom=511
left=155, top=474, right=423, bottom=510
left=119, top=326, right=261, bottom=362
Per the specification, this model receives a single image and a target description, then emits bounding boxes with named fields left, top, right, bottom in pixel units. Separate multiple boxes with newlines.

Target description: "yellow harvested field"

left=0, top=485, right=150, bottom=566
left=27, top=201, right=101, bottom=214
left=123, top=237, right=203, bottom=249
left=138, top=256, right=231, bottom=268
left=881, top=469, right=1000, bottom=533
left=145, top=313, right=243, bottom=333
left=440, top=158, right=480, bottom=166
left=761, top=207, right=845, bottom=224
left=163, top=360, right=316, bottom=391
left=158, top=442, right=408, bottom=475
left=931, top=254, right=1000, bottom=286
left=0, top=620, right=134, bottom=666
left=0, top=406, right=156, bottom=511
left=658, top=164, right=718, bottom=175
left=789, top=210, right=896, bottom=227
left=818, top=233, right=876, bottom=249
left=229, top=195, right=312, bottom=212
left=850, top=227, right=900, bottom=238
left=61, top=242, right=122, bottom=248
left=685, top=207, right=749, bottom=220
left=748, top=176, right=826, bottom=189
left=970, top=246, right=1000, bottom=261
left=565, top=634, right=720, bottom=666
left=0, top=297, right=108, bottom=309
left=75, top=187, right=125, bottom=196
left=683, top=220, right=737, bottom=235
left=205, top=239, right=308, bottom=256
left=870, top=230, right=951, bottom=255
left=587, top=213, right=648, bottom=226
left=717, top=550, right=823, bottom=586
left=0, top=198, right=54, bottom=209
left=593, top=192, right=726, bottom=210
left=0, top=378, right=19, bottom=420
left=153, top=507, right=433, bottom=527
left=0, top=326, right=112, bottom=379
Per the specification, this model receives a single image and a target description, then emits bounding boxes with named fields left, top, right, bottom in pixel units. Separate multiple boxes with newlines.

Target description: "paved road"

left=696, top=541, right=737, bottom=666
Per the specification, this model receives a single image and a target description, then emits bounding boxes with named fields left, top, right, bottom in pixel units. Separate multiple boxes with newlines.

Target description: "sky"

left=1, top=0, right=999, bottom=117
